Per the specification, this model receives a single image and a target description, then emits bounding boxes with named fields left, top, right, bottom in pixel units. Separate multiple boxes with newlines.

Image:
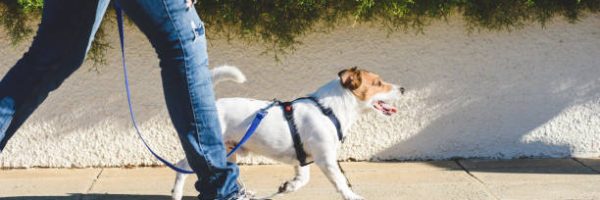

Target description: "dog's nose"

left=399, top=87, right=405, bottom=94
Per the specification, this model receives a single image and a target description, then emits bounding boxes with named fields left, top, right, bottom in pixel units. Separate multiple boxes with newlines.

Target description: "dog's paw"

left=343, top=192, right=365, bottom=200
left=172, top=188, right=185, bottom=200
left=171, top=192, right=183, bottom=200
left=278, top=180, right=301, bottom=193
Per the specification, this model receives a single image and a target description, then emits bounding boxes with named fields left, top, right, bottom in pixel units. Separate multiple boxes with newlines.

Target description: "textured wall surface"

left=0, top=14, right=599, bottom=168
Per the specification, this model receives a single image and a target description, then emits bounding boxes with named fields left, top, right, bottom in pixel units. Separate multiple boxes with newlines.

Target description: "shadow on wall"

left=373, top=50, right=600, bottom=160
left=0, top=194, right=196, bottom=200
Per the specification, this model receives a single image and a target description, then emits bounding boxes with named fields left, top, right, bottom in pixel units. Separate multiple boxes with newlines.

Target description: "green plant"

left=1, top=0, right=599, bottom=66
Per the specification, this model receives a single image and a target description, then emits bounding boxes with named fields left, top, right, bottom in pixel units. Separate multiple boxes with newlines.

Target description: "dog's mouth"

left=373, top=100, right=397, bottom=116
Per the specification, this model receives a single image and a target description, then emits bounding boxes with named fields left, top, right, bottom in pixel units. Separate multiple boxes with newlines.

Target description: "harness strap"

left=300, top=96, right=345, bottom=142
left=279, top=96, right=345, bottom=166
left=281, top=101, right=311, bottom=166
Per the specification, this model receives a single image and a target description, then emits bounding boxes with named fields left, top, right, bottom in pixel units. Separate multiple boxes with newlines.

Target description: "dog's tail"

left=211, top=65, right=247, bottom=85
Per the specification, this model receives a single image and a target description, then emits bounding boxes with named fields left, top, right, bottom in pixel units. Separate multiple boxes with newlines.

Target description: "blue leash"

left=114, top=3, right=270, bottom=174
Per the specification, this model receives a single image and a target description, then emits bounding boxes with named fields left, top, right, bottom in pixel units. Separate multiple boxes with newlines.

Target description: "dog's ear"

left=338, top=67, right=362, bottom=90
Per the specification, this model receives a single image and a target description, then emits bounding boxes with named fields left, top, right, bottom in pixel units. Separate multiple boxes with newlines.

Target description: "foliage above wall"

left=1, top=0, right=599, bottom=66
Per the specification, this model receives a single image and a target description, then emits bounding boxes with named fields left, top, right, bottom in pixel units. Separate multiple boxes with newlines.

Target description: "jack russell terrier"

left=172, top=66, right=404, bottom=200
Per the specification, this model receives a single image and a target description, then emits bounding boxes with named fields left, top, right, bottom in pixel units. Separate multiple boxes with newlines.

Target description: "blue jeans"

left=0, top=0, right=239, bottom=199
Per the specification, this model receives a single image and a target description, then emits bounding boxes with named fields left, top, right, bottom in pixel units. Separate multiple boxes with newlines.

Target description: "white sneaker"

left=227, top=188, right=256, bottom=200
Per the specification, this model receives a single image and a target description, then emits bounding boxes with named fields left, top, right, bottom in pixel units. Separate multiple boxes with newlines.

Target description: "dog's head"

left=338, top=67, right=404, bottom=116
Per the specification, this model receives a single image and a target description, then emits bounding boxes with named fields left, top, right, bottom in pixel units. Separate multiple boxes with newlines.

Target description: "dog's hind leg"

left=278, top=165, right=310, bottom=193
left=171, top=158, right=192, bottom=200
left=314, top=154, right=364, bottom=200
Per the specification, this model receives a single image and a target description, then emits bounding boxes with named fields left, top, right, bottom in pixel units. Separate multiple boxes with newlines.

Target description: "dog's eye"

left=376, top=81, right=382, bottom=86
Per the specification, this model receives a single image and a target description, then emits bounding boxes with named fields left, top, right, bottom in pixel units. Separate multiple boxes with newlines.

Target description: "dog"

left=172, top=65, right=404, bottom=200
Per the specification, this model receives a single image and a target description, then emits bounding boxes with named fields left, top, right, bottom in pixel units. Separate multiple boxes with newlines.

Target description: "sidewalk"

left=1, top=158, right=599, bottom=200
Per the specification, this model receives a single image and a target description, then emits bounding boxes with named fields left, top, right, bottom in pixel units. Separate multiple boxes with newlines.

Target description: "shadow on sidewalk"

left=0, top=194, right=196, bottom=200
left=419, top=158, right=600, bottom=174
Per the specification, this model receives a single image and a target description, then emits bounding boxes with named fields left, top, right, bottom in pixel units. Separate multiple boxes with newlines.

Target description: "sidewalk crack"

left=85, top=168, right=104, bottom=195
left=572, top=158, right=600, bottom=174
left=455, top=160, right=500, bottom=200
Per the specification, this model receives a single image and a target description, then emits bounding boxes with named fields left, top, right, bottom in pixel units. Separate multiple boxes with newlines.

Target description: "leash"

left=114, top=3, right=271, bottom=175
left=227, top=102, right=277, bottom=157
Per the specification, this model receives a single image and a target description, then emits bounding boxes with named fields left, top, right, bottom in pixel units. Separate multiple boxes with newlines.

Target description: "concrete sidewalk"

left=1, top=158, right=599, bottom=200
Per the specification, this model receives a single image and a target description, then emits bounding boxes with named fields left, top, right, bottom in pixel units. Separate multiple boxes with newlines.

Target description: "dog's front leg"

left=278, top=165, right=310, bottom=193
left=315, top=156, right=364, bottom=200
left=171, top=158, right=191, bottom=200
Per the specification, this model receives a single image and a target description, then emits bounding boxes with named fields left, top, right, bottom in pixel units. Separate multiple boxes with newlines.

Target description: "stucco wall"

left=0, top=14, right=599, bottom=168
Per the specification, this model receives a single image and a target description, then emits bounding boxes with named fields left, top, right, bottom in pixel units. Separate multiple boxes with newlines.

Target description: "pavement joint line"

left=454, top=160, right=500, bottom=200
left=84, top=168, right=105, bottom=196
left=572, top=158, right=600, bottom=174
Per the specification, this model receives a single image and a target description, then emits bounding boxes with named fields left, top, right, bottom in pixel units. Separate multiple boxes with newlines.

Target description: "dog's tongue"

left=381, top=102, right=397, bottom=113
left=376, top=101, right=397, bottom=115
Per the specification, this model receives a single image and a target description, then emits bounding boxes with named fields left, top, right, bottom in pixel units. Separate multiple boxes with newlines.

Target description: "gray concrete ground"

left=0, top=158, right=599, bottom=200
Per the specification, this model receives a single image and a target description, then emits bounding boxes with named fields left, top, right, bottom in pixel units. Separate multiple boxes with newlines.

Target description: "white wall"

left=0, top=14, right=599, bottom=168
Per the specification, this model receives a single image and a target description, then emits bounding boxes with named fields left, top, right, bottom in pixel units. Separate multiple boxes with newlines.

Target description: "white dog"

left=172, top=65, right=404, bottom=200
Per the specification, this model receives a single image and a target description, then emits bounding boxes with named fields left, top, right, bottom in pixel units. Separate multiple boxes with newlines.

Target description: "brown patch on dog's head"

left=338, top=67, right=394, bottom=101
left=338, top=67, right=362, bottom=90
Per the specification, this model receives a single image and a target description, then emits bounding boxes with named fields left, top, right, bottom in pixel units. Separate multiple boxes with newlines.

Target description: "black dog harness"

left=275, top=96, right=345, bottom=166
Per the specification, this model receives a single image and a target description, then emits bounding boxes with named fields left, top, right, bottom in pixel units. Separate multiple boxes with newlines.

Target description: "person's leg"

left=115, top=1, right=239, bottom=199
left=0, top=0, right=110, bottom=150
